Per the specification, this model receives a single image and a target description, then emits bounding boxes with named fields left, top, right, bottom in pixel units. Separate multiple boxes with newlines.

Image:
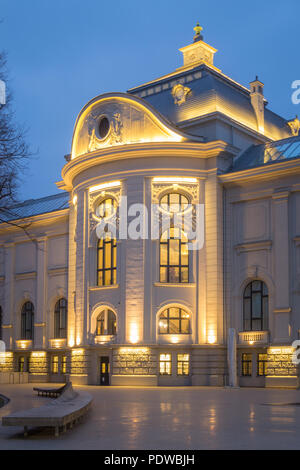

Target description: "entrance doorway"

left=100, top=356, right=110, bottom=385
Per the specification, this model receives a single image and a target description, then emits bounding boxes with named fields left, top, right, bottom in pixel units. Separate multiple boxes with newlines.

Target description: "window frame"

left=96, top=308, right=117, bottom=336
left=54, top=298, right=67, bottom=339
left=257, top=353, right=268, bottom=377
left=51, top=355, right=59, bottom=374
left=241, top=353, right=252, bottom=377
left=21, top=301, right=34, bottom=340
left=159, top=192, right=190, bottom=214
left=159, top=227, right=189, bottom=283
left=95, top=197, right=117, bottom=219
left=159, top=353, right=172, bottom=376
left=158, top=307, right=191, bottom=335
left=243, top=280, right=268, bottom=331
left=177, top=353, right=190, bottom=376
left=97, top=232, right=117, bottom=286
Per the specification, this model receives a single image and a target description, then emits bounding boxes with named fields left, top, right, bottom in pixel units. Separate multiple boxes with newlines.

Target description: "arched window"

left=243, top=280, right=268, bottom=331
left=160, top=192, right=189, bottom=213
left=158, top=307, right=191, bottom=334
left=96, top=308, right=117, bottom=336
left=54, top=298, right=67, bottom=339
left=0, top=306, right=2, bottom=341
left=160, top=227, right=189, bottom=283
left=21, top=301, right=34, bottom=340
left=97, top=232, right=117, bottom=286
left=96, top=197, right=117, bottom=219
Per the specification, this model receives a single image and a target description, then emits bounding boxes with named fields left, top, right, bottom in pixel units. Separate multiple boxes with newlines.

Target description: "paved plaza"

left=1, top=384, right=300, bottom=449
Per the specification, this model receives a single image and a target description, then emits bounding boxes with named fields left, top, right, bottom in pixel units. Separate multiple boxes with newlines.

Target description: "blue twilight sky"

left=0, top=0, right=299, bottom=202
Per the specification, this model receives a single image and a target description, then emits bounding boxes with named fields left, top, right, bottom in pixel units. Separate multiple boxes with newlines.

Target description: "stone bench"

left=33, top=382, right=68, bottom=398
left=2, top=382, right=92, bottom=437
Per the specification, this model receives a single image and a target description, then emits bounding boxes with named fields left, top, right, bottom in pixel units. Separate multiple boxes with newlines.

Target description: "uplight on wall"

left=89, top=180, right=121, bottom=193
left=207, top=332, right=216, bottom=344
left=129, top=323, right=139, bottom=344
left=153, top=177, right=197, bottom=184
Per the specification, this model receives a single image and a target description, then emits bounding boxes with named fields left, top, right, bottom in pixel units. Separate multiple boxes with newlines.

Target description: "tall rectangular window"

left=241, top=353, right=252, bottom=376
left=159, top=353, right=172, bottom=375
left=177, top=354, right=190, bottom=376
left=97, top=233, right=117, bottom=286
left=19, top=356, right=25, bottom=372
left=257, top=353, right=268, bottom=376
left=61, top=356, right=67, bottom=374
left=52, top=356, right=59, bottom=374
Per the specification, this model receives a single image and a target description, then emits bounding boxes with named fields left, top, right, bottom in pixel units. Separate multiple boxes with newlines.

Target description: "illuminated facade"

left=0, top=27, right=300, bottom=388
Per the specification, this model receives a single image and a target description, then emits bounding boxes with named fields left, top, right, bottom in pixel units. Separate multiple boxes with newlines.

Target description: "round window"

left=159, top=192, right=189, bottom=213
left=98, top=116, right=110, bottom=139
left=96, top=197, right=117, bottom=219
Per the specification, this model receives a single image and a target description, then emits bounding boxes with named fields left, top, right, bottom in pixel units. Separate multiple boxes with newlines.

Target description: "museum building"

left=0, top=25, right=300, bottom=388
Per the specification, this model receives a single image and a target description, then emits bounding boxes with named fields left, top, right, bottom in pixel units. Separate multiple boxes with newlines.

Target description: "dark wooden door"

left=100, top=356, right=110, bottom=385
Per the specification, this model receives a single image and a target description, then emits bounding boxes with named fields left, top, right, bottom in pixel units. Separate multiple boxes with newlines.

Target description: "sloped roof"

left=231, top=135, right=300, bottom=172
left=0, top=192, right=69, bottom=223
left=129, top=64, right=291, bottom=141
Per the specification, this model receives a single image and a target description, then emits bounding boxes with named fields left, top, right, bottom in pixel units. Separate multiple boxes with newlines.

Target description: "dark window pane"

left=252, top=293, right=262, bottom=318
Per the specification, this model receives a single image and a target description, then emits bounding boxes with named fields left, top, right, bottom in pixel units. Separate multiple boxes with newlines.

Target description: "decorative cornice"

left=154, top=282, right=196, bottom=288
left=272, top=189, right=290, bottom=200
left=235, top=240, right=272, bottom=254
left=273, top=308, right=292, bottom=314
left=15, top=271, right=37, bottom=280
left=61, top=140, right=239, bottom=190
left=89, top=285, right=119, bottom=291
left=219, top=158, right=300, bottom=184
left=48, top=266, right=68, bottom=277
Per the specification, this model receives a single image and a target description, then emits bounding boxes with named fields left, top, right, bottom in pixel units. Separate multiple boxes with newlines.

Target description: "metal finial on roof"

left=193, top=22, right=203, bottom=42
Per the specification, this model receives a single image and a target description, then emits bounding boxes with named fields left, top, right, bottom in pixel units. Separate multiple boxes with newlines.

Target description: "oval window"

left=96, top=197, right=117, bottom=219
left=159, top=192, right=189, bottom=213
left=98, top=116, right=110, bottom=139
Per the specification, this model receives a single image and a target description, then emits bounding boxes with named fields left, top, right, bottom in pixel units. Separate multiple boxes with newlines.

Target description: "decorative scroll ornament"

left=171, top=84, right=191, bottom=106
left=287, top=116, right=300, bottom=136
left=110, top=113, right=123, bottom=144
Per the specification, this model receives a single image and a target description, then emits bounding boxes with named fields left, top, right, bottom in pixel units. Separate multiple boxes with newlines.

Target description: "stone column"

left=197, top=178, right=206, bottom=344
left=204, top=172, right=224, bottom=344
left=125, top=176, right=145, bottom=344
left=3, top=242, right=14, bottom=350
left=35, top=236, right=47, bottom=349
left=272, top=190, right=291, bottom=343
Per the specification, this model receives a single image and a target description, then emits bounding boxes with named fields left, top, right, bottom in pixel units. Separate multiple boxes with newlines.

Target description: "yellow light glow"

left=119, top=347, right=149, bottom=354
left=50, top=339, right=66, bottom=349
left=31, top=351, right=46, bottom=358
left=170, top=335, right=179, bottom=344
left=268, top=347, right=294, bottom=355
left=207, top=332, right=216, bottom=344
left=153, top=177, right=197, bottom=184
left=71, top=348, right=84, bottom=356
left=16, top=340, right=32, bottom=350
left=68, top=337, right=75, bottom=348
left=72, top=194, right=77, bottom=205
left=249, top=340, right=254, bottom=345
left=89, top=180, right=121, bottom=193
left=129, top=323, right=139, bottom=344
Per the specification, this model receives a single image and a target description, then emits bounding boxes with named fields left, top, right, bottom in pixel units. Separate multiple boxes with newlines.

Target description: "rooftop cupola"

left=178, top=22, right=219, bottom=70
left=250, top=76, right=265, bottom=134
